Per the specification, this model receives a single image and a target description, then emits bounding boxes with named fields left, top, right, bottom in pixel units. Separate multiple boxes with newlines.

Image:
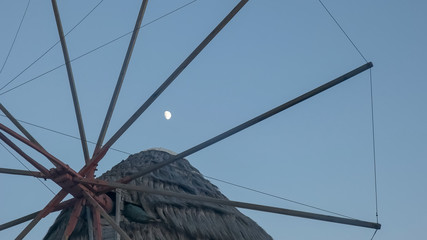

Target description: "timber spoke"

left=16, top=189, right=68, bottom=240
left=0, top=198, right=75, bottom=231
left=0, top=1, right=381, bottom=238
left=77, top=177, right=381, bottom=230
left=91, top=207, right=102, bottom=240
left=93, top=0, right=149, bottom=157
left=0, top=131, right=51, bottom=176
left=0, top=167, right=47, bottom=178
left=118, top=62, right=373, bottom=183
left=82, top=189, right=131, bottom=240
left=0, top=103, right=41, bottom=147
left=0, top=123, right=84, bottom=179
left=62, top=199, right=84, bottom=240
left=81, top=0, right=249, bottom=176
left=51, top=0, right=90, bottom=163
left=0, top=212, right=38, bottom=232
left=0, top=123, right=59, bottom=167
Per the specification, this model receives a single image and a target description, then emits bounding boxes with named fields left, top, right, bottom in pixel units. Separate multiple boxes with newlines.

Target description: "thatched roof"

left=44, top=149, right=272, bottom=240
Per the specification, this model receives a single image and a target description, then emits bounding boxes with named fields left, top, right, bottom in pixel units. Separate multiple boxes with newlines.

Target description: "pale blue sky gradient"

left=0, top=0, right=426, bottom=239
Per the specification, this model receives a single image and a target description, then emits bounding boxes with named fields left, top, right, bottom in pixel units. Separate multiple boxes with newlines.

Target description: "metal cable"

left=0, top=114, right=130, bottom=155
left=0, top=0, right=366, bottom=222
left=317, top=0, right=368, bottom=62
left=318, top=0, right=380, bottom=228
left=0, top=0, right=31, bottom=76
left=369, top=69, right=379, bottom=223
left=0, top=113, right=356, bottom=220
left=0, top=141, right=56, bottom=195
left=370, top=229, right=378, bottom=240
left=0, top=0, right=105, bottom=92
left=0, top=0, right=198, bottom=96
left=199, top=173, right=357, bottom=219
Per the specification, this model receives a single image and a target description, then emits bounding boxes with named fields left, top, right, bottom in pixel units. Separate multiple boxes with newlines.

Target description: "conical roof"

left=44, top=149, right=272, bottom=240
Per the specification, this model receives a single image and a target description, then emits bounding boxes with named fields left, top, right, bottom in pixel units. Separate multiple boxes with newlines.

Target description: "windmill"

left=0, top=0, right=380, bottom=239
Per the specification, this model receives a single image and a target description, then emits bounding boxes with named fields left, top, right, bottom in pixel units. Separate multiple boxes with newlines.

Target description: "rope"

left=0, top=0, right=198, bottom=95
left=0, top=0, right=31, bottom=76
left=317, top=0, right=368, bottom=63
left=0, top=141, right=56, bottom=195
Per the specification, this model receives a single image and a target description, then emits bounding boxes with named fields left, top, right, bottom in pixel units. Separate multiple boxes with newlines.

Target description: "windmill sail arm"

left=0, top=131, right=51, bottom=176
left=16, top=190, right=68, bottom=239
left=81, top=188, right=132, bottom=240
left=0, top=123, right=84, bottom=179
left=0, top=103, right=42, bottom=147
left=62, top=199, right=84, bottom=239
left=0, top=198, right=76, bottom=231
left=76, top=177, right=380, bottom=230
left=118, top=62, right=374, bottom=184
left=0, top=167, right=47, bottom=178
left=93, top=0, right=149, bottom=157
left=80, top=0, right=249, bottom=177
left=51, top=0, right=90, bottom=163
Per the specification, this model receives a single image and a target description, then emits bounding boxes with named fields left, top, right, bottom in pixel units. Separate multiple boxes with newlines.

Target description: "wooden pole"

left=93, top=0, right=149, bottom=157
left=77, top=177, right=381, bottom=230
left=120, top=62, right=374, bottom=183
left=51, top=0, right=90, bottom=163
left=80, top=0, right=249, bottom=176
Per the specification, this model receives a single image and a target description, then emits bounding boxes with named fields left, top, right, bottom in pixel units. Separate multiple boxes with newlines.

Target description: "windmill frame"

left=0, top=0, right=380, bottom=239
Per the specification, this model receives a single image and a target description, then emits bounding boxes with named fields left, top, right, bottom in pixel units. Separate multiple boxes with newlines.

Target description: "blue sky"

left=0, top=0, right=426, bottom=239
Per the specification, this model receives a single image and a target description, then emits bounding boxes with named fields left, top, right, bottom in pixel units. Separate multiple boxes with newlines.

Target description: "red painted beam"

left=0, top=132, right=51, bottom=176
left=63, top=199, right=84, bottom=239
left=0, top=123, right=91, bottom=179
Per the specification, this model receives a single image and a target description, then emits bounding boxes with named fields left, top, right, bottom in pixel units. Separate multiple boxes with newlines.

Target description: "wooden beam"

left=93, top=0, right=149, bottom=157
left=0, top=198, right=75, bottom=231
left=86, top=206, right=94, bottom=240
left=82, top=188, right=131, bottom=240
left=0, top=167, right=47, bottom=178
left=120, top=62, right=374, bottom=183
left=16, top=190, right=68, bottom=239
left=115, top=189, right=122, bottom=240
left=80, top=0, right=249, bottom=176
left=76, top=176, right=380, bottom=230
left=51, top=0, right=90, bottom=163
left=0, top=131, right=51, bottom=176
left=0, top=103, right=41, bottom=147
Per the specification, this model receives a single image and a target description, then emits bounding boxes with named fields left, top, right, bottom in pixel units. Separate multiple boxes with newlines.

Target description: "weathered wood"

left=51, top=0, right=90, bottom=163
left=16, top=190, right=68, bottom=239
left=0, top=212, right=38, bottom=231
left=119, top=62, right=374, bottom=184
left=62, top=199, right=84, bottom=239
left=45, top=150, right=273, bottom=240
left=115, top=189, right=122, bottom=240
left=93, top=0, right=149, bottom=157
left=0, top=198, right=75, bottom=231
left=86, top=206, right=94, bottom=240
left=0, top=131, right=51, bottom=176
left=80, top=0, right=249, bottom=177
left=78, top=176, right=381, bottom=230
left=0, top=167, right=46, bottom=178
left=0, top=103, right=41, bottom=147
left=82, top=189, right=131, bottom=240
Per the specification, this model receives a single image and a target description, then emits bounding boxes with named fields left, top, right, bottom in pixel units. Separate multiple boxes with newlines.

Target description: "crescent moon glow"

left=164, top=111, right=172, bottom=120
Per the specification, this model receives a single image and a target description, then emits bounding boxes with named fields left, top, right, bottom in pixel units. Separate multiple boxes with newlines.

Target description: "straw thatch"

left=44, top=148, right=272, bottom=240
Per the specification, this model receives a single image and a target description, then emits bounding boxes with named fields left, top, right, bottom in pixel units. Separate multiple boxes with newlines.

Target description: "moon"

left=164, top=111, right=172, bottom=120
